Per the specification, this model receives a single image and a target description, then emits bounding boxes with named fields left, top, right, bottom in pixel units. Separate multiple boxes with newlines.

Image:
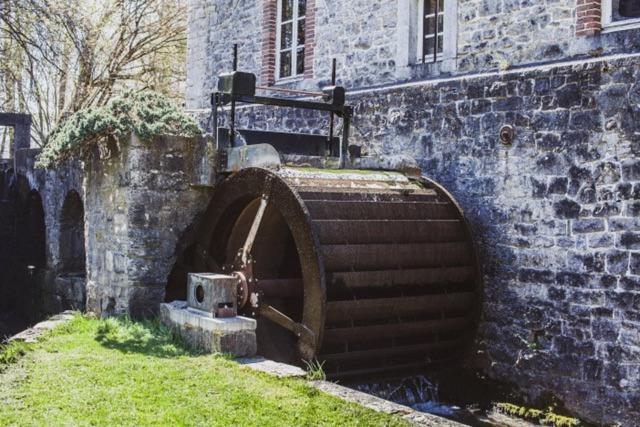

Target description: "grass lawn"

left=0, top=315, right=408, bottom=426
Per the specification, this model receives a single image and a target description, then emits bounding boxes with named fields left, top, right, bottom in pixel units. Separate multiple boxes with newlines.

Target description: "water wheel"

left=169, top=167, right=480, bottom=379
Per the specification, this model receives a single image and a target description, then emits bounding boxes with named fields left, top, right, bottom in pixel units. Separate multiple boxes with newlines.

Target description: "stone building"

left=184, top=0, right=640, bottom=425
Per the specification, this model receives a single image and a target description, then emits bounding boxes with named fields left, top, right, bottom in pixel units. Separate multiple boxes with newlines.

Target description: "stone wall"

left=199, top=53, right=640, bottom=425
left=83, top=135, right=213, bottom=317
left=0, top=149, right=85, bottom=332
left=186, top=0, right=263, bottom=108
left=456, top=0, right=576, bottom=72
left=3, top=133, right=214, bottom=324
left=186, top=0, right=640, bottom=109
left=39, top=160, right=86, bottom=314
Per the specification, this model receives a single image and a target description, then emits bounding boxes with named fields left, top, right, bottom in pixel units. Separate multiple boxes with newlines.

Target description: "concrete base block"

left=160, top=300, right=257, bottom=357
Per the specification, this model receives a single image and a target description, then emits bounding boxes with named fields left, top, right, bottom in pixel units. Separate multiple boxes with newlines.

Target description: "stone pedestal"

left=160, top=300, right=257, bottom=357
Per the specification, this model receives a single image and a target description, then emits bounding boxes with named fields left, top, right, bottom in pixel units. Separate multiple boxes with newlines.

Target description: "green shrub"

left=37, top=91, right=201, bottom=168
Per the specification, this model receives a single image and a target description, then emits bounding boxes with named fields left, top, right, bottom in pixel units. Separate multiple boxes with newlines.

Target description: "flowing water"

left=354, top=375, right=462, bottom=418
left=349, top=371, right=537, bottom=426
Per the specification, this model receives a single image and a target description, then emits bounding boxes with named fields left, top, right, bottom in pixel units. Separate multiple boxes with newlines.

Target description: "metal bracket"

left=210, top=45, right=353, bottom=168
left=260, top=304, right=315, bottom=344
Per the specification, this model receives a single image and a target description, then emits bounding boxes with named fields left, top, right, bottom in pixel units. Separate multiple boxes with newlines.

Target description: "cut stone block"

left=187, top=273, right=238, bottom=317
left=160, top=300, right=256, bottom=357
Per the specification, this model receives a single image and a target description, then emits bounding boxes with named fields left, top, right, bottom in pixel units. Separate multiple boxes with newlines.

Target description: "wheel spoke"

left=240, top=195, right=268, bottom=265
left=260, top=304, right=315, bottom=343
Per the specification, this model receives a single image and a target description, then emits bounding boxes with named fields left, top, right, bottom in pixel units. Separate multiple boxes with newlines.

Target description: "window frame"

left=275, top=0, right=306, bottom=82
left=602, top=0, right=640, bottom=33
left=416, top=0, right=445, bottom=63
left=396, top=0, right=457, bottom=74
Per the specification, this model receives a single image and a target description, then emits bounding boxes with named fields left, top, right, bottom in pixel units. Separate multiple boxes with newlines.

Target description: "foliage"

left=36, top=90, right=201, bottom=168
left=0, top=0, right=188, bottom=147
left=496, top=402, right=582, bottom=427
left=304, top=359, right=327, bottom=381
left=0, top=315, right=410, bottom=426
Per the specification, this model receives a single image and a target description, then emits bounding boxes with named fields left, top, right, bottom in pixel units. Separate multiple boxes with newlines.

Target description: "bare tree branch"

left=0, top=0, right=187, bottom=146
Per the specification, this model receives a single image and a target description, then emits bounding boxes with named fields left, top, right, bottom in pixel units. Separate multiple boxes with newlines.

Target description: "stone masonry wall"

left=39, top=159, right=86, bottom=314
left=186, top=0, right=263, bottom=108
left=84, top=135, right=213, bottom=317
left=204, top=54, right=640, bottom=425
left=456, top=0, right=576, bottom=72
left=186, top=0, right=640, bottom=109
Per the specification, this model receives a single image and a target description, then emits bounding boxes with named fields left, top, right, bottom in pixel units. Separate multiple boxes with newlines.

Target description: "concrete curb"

left=237, top=357, right=464, bottom=426
left=9, top=311, right=76, bottom=344
left=309, top=381, right=465, bottom=427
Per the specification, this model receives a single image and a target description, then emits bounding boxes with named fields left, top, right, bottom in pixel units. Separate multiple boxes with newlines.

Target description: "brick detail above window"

left=260, top=0, right=316, bottom=85
left=576, top=0, right=602, bottom=36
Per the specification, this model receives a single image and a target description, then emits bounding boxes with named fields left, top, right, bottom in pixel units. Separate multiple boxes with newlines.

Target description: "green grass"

left=0, top=315, right=408, bottom=427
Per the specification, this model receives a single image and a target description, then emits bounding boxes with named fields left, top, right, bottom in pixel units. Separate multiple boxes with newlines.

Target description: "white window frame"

left=275, top=0, right=306, bottom=82
left=416, top=0, right=444, bottom=62
left=602, top=0, right=640, bottom=33
left=396, top=0, right=457, bottom=78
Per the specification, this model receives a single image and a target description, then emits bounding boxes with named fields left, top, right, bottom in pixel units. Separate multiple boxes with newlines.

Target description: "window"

left=603, top=0, right=640, bottom=31
left=396, top=0, right=456, bottom=70
left=276, top=0, right=306, bottom=80
left=418, top=0, right=444, bottom=62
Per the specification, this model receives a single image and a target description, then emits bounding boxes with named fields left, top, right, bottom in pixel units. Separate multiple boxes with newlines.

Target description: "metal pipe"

left=232, top=43, right=238, bottom=72
left=229, top=44, right=238, bottom=148
left=340, top=107, right=351, bottom=169
left=255, top=85, right=324, bottom=97
left=328, top=58, right=337, bottom=156
left=211, top=93, right=219, bottom=150
left=221, top=93, right=346, bottom=113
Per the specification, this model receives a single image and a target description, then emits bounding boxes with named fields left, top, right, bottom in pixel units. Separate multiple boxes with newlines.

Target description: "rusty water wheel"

left=180, top=167, right=480, bottom=380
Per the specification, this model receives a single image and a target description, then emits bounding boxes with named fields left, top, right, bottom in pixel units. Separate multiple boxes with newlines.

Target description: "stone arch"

left=59, top=190, right=86, bottom=275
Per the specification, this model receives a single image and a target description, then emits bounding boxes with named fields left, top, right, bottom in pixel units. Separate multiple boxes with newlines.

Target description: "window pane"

left=298, top=0, right=306, bottom=17
left=296, top=47, right=305, bottom=75
left=280, top=50, right=292, bottom=78
left=281, top=0, right=293, bottom=21
left=424, top=36, right=435, bottom=55
left=297, top=18, right=306, bottom=46
left=437, top=14, right=443, bottom=32
left=424, top=0, right=437, bottom=15
left=618, top=0, right=640, bottom=19
left=281, top=22, right=292, bottom=49
left=424, top=16, right=436, bottom=35
left=423, top=36, right=443, bottom=56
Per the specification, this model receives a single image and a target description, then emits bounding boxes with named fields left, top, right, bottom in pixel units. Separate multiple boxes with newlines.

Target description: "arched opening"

left=26, top=191, right=46, bottom=268
left=0, top=183, right=47, bottom=339
left=60, top=191, right=86, bottom=275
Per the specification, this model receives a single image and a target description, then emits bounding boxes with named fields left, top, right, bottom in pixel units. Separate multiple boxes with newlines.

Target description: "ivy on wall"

left=37, top=91, right=201, bottom=168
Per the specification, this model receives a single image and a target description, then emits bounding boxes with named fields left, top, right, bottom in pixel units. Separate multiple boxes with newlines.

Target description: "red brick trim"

left=576, top=0, right=602, bottom=37
left=303, top=0, right=316, bottom=79
left=260, top=0, right=316, bottom=85
left=260, top=0, right=277, bottom=86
